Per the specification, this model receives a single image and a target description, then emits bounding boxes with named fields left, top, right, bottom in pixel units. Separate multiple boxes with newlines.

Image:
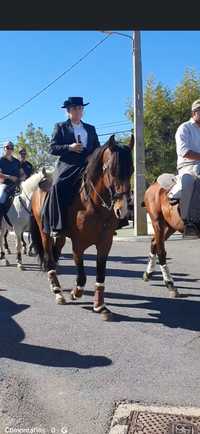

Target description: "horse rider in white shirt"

left=175, top=98, right=200, bottom=239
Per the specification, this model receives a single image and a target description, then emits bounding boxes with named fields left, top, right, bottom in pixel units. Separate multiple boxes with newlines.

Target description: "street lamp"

left=100, top=30, right=147, bottom=235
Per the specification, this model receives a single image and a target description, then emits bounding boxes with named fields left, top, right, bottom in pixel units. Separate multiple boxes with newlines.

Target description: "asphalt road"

left=0, top=235, right=200, bottom=434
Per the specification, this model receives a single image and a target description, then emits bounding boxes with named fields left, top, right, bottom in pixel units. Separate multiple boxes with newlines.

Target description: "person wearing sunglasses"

left=18, top=148, right=34, bottom=181
left=0, top=141, right=21, bottom=226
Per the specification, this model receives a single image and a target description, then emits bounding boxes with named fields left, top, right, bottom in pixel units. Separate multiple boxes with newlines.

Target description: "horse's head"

left=101, top=134, right=134, bottom=219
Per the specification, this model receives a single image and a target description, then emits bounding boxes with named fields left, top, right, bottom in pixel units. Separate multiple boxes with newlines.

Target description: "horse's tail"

left=30, top=214, right=44, bottom=268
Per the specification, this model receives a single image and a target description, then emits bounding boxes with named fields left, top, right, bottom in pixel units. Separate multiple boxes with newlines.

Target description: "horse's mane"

left=85, top=144, right=108, bottom=185
left=21, top=172, right=42, bottom=191
left=85, top=142, right=133, bottom=187
left=21, top=169, right=53, bottom=195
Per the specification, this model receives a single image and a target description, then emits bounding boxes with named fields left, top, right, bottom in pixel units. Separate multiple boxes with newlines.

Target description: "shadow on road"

left=65, top=288, right=200, bottom=332
left=60, top=253, right=149, bottom=265
left=56, top=263, right=197, bottom=282
left=56, top=254, right=196, bottom=284
left=0, top=295, right=112, bottom=368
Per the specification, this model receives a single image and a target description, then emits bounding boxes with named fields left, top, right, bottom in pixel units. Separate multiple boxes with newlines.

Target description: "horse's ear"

left=108, top=134, right=117, bottom=151
left=128, top=134, right=134, bottom=151
left=42, top=167, right=47, bottom=177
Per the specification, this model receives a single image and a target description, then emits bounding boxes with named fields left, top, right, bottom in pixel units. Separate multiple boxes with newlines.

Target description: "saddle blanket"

left=157, top=173, right=200, bottom=223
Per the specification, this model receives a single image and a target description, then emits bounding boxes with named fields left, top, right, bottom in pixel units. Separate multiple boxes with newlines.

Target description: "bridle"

left=84, top=159, right=130, bottom=211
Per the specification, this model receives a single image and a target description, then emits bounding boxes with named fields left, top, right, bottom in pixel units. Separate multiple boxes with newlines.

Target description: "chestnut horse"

left=30, top=135, right=134, bottom=320
left=142, top=180, right=185, bottom=298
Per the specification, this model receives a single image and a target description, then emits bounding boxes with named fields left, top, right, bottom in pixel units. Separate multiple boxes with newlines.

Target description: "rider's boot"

left=50, top=229, right=66, bottom=238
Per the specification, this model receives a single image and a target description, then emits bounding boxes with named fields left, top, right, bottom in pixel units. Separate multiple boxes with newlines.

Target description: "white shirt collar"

left=71, top=121, right=82, bottom=128
left=190, top=117, right=200, bottom=128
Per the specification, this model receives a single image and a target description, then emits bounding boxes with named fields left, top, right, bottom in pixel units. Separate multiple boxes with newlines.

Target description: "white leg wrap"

left=93, top=303, right=105, bottom=312
left=146, top=253, right=156, bottom=274
left=160, top=264, right=173, bottom=283
left=96, top=282, right=105, bottom=287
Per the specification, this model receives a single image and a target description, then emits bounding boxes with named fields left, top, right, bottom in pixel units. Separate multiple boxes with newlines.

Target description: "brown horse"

left=30, top=135, right=134, bottom=320
left=142, top=180, right=185, bottom=298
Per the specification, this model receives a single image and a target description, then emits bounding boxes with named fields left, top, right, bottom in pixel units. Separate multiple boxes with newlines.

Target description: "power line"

left=0, top=121, right=132, bottom=142
left=96, top=121, right=131, bottom=128
left=0, top=128, right=132, bottom=148
left=0, top=33, right=111, bottom=123
left=98, top=129, right=132, bottom=137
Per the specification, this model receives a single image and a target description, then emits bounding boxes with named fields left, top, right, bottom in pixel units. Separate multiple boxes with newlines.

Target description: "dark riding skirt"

left=42, top=161, right=85, bottom=233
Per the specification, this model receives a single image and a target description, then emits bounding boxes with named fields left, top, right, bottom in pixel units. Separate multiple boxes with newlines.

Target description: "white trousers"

left=178, top=163, right=200, bottom=221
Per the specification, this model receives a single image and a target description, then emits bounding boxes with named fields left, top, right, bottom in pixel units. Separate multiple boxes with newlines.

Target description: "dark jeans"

left=0, top=184, right=17, bottom=225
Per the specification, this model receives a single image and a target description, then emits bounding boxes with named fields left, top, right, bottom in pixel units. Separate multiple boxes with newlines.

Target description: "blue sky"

left=0, top=30, right=200, bottom=147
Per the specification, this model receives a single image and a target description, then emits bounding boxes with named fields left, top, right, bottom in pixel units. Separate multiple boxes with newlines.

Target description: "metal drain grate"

left=109, top=404, right=200, bottom=434
left=127, top=410, right=200, bottom=433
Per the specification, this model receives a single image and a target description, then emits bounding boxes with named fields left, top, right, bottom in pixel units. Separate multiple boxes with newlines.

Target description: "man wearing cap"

left=18, top=148, right=34, bottom=181
left=42, top=97, right=100, bottom=237
left=175, top=98, right=200, bottom=238
left=0, top=141, right=20, bottom=226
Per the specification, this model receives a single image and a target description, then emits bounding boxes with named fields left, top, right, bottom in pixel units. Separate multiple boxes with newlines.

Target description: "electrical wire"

left=0, top=33, right=111, bottom=122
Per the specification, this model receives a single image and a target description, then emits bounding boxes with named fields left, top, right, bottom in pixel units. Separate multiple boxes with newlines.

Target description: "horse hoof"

left=169, top=288, right=180, bottom=298
left=55, top=294, right=66, bottom=305
left=143, top=271, right=153, bottom=282
left=17, top=263, right=24, bottom=271
left=0, top=259, right=10, bottom=266
left=22, top=248, right=27, bottom=255
left=70, top=288, right=84, bottom=300
left=5, top=249, right=11, bottom=255
left=101, top=310, right=113, bottom=321
left=93, top=305, right=112, bottom=321
left=164, top=280, right=174, bottom=289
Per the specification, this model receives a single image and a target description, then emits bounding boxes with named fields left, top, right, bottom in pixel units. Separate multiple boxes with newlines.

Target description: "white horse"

left=0, top=168, right=53, bottom=270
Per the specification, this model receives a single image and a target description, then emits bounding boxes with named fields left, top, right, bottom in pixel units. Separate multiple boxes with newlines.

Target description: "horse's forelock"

left=85, top=144, right=107, bottom=185
left=110, top=145, right=134, bottom=181
left=85, top=143, right=133, bottom=186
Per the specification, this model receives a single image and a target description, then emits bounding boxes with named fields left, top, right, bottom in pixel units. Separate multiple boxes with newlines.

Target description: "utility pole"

left=133, top=31, right=147, bottom=235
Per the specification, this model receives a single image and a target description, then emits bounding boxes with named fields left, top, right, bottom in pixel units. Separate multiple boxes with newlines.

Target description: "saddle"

left=157, top=173, right=200, bottom=223
left=157, top=173, right=181, bottom=204
left=38, top=177, right=52, bottom=192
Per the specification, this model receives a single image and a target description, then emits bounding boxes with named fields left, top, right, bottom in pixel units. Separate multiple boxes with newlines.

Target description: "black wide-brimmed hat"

left=61, top=97, right=90, bottom=109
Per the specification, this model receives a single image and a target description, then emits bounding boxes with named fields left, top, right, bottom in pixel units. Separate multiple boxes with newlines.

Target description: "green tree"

left=15, top=123, right=57, bottom=170
left=173, top=68, right=200, bottom=125
left=126, top=69, right=200, bottom=185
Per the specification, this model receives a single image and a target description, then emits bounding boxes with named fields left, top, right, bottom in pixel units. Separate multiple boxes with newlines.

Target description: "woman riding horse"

left=31, top=133, right=134, bottom=319
left=42, top=96, right=100, bottom=238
